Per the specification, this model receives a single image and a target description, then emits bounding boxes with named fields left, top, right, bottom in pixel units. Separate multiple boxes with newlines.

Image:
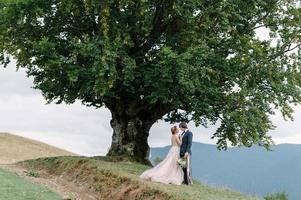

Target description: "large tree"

left=1, top=0, right=301, bottom=163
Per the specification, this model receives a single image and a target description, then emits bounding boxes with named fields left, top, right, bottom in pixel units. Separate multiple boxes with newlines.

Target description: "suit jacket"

left=180, top=130, right=193, bottom=157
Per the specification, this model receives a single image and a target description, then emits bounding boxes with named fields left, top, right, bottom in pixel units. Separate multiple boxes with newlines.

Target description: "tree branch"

left=270, top=42, right=301, bottom=60
left=129, top=0, right=175, bottom=58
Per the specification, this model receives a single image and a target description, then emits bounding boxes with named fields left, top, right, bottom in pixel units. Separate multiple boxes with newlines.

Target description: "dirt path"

left=0, top=164, right=100, bottom=200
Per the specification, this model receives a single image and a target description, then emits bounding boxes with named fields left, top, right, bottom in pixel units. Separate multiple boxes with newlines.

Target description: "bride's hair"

left=171, top=126, right=178, bottom=135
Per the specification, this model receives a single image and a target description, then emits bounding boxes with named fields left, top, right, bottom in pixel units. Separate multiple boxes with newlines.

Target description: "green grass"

left=21, top=156, right=258, bottom=200
left=0, top=168, right=62, bottom=200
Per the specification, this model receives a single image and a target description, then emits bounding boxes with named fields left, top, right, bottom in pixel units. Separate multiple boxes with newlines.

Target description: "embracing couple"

left=140, top=122, right=193, bottom=185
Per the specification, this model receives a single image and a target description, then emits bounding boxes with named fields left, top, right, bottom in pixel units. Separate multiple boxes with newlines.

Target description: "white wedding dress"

left=140, top=135, right=184, bottom=185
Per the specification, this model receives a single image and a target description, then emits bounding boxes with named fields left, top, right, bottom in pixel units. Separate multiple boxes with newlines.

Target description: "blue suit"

left=180, top=130, right=193, bottom=184
left=180, top=130, right=193, bottom=157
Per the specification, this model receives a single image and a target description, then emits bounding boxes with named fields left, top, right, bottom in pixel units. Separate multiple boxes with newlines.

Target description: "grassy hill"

left=0, top=132, right=76, bottom=164
left=20, top=156, right=258, bottom=200
left=0, top=132, right=257, bottom=200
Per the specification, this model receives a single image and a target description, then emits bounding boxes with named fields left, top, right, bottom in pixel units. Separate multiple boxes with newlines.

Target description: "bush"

left=25, top=170, right=40, bottom=178
left=264, top=192, right=289, bottom=200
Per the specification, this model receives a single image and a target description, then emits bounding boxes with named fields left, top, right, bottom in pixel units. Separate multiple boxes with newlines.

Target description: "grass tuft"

left=26, top=170, right=40, bottom=178
left=264, top=191, right=289, bottom=200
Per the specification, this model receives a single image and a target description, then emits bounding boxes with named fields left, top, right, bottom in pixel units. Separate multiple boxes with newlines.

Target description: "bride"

left=140, top=126, right=184, bottom=185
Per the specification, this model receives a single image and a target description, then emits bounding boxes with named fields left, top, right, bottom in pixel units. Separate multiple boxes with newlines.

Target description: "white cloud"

left=269, top=107, right=301, bottom=144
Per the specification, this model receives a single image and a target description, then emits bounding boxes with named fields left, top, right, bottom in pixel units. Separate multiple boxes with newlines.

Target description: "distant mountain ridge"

left=151, top=142, right=301, bottom=200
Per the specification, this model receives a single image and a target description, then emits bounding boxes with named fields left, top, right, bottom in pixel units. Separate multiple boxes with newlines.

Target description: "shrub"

left=264, top=191, right=289, bottom=200
left=25, top=170, right=40, bottom=178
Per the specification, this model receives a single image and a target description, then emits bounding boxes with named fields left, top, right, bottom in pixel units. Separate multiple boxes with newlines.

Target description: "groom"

left=179, top=122, right=193, bottom=185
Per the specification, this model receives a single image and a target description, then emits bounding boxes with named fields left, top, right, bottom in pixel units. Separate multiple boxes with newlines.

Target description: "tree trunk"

left=106, top=111, right=154, bottom=165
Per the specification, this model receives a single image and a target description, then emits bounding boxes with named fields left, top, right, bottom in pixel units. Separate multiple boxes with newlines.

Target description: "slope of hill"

left=0, top=167, right=63, bottom=200
left=20, top=156, right=257, bottom=200
left=151, top=142, right=301, bottom=200
left=0, top=132, right=76, bottom=164
left=0, top=132, right=256, bottom=200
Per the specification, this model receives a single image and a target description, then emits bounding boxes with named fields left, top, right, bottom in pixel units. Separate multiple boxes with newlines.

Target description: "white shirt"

left=181, top=129, right=189, bottom=137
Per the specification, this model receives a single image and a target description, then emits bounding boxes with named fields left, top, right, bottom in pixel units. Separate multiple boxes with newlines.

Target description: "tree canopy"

left=1, top=0, right=301, bottom=156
